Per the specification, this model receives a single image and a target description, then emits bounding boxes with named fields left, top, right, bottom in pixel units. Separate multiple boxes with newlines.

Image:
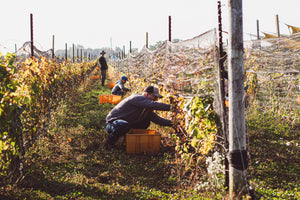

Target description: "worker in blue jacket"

left=111, top=76, right=131, bottom=96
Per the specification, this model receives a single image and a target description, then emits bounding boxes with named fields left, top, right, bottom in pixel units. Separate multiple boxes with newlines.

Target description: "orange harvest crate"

left=225, top=100, right=229, bottom=108
left=92, top=75, right=100, bottom=80
left=107, top=82, right=115, bottom=88
left=126, top=129, right=161, bottom=154
left=99, top=94, right=122, bottom=104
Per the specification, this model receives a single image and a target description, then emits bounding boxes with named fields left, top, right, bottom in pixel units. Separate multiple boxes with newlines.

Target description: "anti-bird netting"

left=15, top=41, right=53, bottom=60
left=112, top=28, right=300, bottom=122
left=112, top=29, right=218, bottom=98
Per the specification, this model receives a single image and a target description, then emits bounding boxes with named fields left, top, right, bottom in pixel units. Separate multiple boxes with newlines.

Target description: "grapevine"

left=116, top=70, right=219, bottom=184
left=0, top=53, right=96, bottom=185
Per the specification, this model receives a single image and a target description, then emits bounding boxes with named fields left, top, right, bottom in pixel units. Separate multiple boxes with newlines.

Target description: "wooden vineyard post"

left=75, top=47, right=79, bottom=63
left=30, top=13, right=34, bottom=58
left=72, top=43, right=75, bottom=63
left=65, top=43, right=68, bottom=61
left=169, top=16, right=172, bottom=42
left=228, top=0, right=248, bottom=198
left=146, top=32, right=148, bottom=48
left=256, top=20, right=260, bottom=40
left=123, top=45, right=125, bottom=58
left=52, top=35, right=55, bottom=59
left=130, top=41, right=132, bottom=53
left=275, top=14, right=281, bottom=48
left=276, top=14, right=280, bottom=38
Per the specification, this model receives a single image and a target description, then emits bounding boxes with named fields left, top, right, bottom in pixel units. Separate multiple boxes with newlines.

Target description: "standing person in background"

left=99, top=50, right=108, bottom=86
left=111, top=76, right=131, bottom=96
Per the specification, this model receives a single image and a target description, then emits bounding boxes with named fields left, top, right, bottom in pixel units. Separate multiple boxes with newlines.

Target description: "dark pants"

left=112, top=90, right=123, bottom=96
left=105, top=119, right=150, bottom=145
left=101, top=69, right=107, bottom=85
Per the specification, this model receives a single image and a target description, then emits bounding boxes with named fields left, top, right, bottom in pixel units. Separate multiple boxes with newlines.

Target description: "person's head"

left=121, top=76, right=128, bottom=84
left=143, top=86, right=163, bottom=101
left=100, top=50, right=106, bottom=56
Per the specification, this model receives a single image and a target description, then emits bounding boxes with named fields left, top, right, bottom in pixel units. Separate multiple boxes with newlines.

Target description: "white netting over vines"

left=111, top=27, right=300, bottom=119
left=112, top=29, right=218, bottom=97
left=245, top=32, right=300, bottom=49
left=15, top=41, right=53, bottom=59
left=244, top=46, right=300, bottom=112
left=243, top=31, right=300, bottom=113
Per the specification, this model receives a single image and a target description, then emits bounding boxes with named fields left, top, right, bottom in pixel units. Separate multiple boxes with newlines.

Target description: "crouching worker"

left=104, top=86, right=175, bottom=150
left=111, top=76, right=131, bottom=96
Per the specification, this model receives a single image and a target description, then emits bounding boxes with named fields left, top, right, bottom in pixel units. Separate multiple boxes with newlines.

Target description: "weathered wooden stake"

left=146, top=32, right=148, bottom=48
left=169, top=16, right=172, bottom=42
left=72, top=44, right=75, bottom=63
left=76, top=48, right=78, bottom=62
left=228, top=0, right=247, bottom=198
left=130, top=41, right=132, bottom=53
left=123, top=45, right=125, bottom=58
left=276, top=14, right=280, bottom=38
left=52, top=35, right=55, bottom=59
left=256, top=20, right=260, bottom=40
left=65, top=43, right=67, bottom=60
left=30, top=13, right=34, bottom=58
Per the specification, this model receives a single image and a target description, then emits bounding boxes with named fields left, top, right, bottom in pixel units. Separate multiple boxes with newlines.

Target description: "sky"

left=0, top=0, right=299, bottom=54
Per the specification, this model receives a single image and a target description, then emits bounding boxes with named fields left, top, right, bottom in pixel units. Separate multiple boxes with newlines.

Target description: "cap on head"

left=121, top=76, right=128, bottom=81
left=143, top=86, right=163, bottom=98
left=100, top=50, right=106, bottom=54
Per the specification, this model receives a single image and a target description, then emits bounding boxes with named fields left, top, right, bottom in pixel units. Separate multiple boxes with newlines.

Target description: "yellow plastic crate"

left=126, top=129, right=161, bottom=154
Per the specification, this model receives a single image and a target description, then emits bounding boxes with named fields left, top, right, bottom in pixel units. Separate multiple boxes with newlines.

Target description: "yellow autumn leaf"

left=191, top=137, right=197, bottom=147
